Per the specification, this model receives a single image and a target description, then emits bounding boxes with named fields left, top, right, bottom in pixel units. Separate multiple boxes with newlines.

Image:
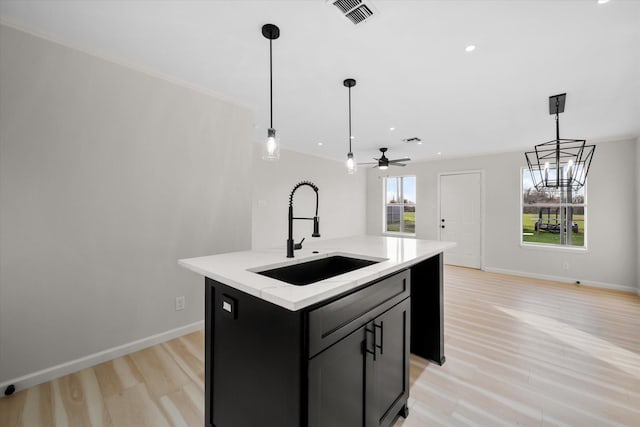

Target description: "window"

left=384, top=176, right=416, bottom=234
left=521, top=168, right=586, bottom=248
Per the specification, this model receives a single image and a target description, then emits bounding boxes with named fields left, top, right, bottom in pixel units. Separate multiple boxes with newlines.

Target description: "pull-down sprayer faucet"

left=287, top=181, right=320, bottom=258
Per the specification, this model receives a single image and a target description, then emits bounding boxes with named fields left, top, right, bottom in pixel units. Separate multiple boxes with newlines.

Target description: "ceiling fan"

left=360, top=148, right=411, bottom=170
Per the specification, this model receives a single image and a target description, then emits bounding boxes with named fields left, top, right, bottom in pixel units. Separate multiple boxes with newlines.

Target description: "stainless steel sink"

left=255, top=255, right=381, bottom=286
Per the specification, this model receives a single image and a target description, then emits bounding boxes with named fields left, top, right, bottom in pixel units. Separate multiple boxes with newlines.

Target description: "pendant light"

left=525, top=93, right=595, bottom=191
left=344, top=78, right=357, bottom=174
left=262, top=24, right=280, bottom=161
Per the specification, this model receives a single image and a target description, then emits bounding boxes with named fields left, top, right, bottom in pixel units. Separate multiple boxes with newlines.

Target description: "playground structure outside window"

left=521, top=168, right=586, bottom=249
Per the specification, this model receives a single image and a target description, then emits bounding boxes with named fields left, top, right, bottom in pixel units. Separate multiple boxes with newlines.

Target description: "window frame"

left=383, top=175, right=416, bottom=236
left=520, top=167, right=588, bottom=252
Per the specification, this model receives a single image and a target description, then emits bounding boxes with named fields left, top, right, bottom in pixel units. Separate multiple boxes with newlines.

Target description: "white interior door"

left=440, top=172, right=482, bottom=269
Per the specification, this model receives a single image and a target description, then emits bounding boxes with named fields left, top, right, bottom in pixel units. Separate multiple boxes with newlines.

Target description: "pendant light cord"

left=269, top=39, right=273, bottom=128
left=348, top=86, right=352, bottom=152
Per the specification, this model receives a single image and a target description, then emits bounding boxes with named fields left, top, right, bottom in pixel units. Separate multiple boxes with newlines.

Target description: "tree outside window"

left=384, top=176, right=416, bottom=234
left=522, top=168, right=586, bottom=248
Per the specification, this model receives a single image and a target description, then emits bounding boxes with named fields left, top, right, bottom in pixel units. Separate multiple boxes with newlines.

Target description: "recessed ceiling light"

left=350, top=135, right=355, bottom=139
left=317, top=142, right=323, bottom=146
left=390, top=127, right=395, bottom=131
left=417, top=142, right=423, bottom=145
left=597, top=0, right=610, bottom=4
left=465, top=45, right=476, bottom=52
left=437, top=151, right=442, bottom=155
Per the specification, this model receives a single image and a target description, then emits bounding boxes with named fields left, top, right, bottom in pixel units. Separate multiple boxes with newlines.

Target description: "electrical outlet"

left=175, top=296, right=185, bottom=311
left=562, top=261, right=569, bottom=271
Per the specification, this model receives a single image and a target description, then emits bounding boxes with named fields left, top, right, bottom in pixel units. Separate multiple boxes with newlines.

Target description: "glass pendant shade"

left=263, top=128, right=280, bottom=161
left=346, top=152, right=357, bottom=174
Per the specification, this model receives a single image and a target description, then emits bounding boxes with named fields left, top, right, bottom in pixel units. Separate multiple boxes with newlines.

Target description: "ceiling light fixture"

left=465, top=45, right=476, bottom=52
left=597, top=0, right=610, bottom=4
left=525, top=93, right=595, bottom=191
left=262, top=24, right=280, bottom=161
left=344, top=78, right=357, bottom=174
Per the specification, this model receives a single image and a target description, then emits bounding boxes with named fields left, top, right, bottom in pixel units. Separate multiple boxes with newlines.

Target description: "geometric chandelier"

left=525, top=93, right=595, bottom=191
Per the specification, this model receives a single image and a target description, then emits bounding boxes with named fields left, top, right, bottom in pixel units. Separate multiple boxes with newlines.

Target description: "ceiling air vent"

left=403, top=137, right=422, bottom=143
left=328, top=0, right=377, bottom=25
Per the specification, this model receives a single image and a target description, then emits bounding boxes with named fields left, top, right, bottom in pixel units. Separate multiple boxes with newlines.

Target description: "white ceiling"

left=1, top=0, right=639, bottom=164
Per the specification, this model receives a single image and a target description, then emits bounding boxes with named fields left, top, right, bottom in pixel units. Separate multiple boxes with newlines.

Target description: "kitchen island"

left=179, top=235, right=455, bottom=427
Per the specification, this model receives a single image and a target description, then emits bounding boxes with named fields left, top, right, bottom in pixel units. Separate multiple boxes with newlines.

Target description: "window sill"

left=520, top=242, right=588, bottom=253
left=383, top=232, right=416, bottom=238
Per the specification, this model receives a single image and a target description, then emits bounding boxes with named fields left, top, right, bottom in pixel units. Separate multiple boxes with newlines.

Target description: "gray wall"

left=0, top=25, right=253, bottom=383
left=367, top=139, right=638, bottom=291
left=252, top=148, right=366, bottom=249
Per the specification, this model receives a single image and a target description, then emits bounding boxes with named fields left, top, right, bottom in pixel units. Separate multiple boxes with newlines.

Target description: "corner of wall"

left=636, top=137, right=640, bottom=295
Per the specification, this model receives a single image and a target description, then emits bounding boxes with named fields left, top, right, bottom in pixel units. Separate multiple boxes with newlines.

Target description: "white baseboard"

left=0, top=320, right=204, bottom=397
left=482, top=267, right=637, bottom=294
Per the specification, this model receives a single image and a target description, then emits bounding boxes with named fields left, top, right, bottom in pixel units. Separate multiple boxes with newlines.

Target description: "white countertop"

left=178, top=235, right=456, bottom=311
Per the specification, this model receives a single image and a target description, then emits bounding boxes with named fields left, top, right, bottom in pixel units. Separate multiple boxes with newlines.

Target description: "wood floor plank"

left=129, top=344, right=190, bottom=399
left=51, top=368, right=112, bottom=427
left=161, top=336, right=204, bottom=391
left=159, top=385, right=203, bottom=427
left=0, top=386, right=27, bottom=426
left=104, top=383, right=169, bottom=427
left=23, top=382, right=53, bottom=426
left=94, top=355, right=143, bottom=399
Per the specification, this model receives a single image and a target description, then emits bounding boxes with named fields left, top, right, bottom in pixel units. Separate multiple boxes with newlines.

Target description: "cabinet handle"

left=374, top=321, right=383, bottom=355
left=365, top=326, right=376, bottom=361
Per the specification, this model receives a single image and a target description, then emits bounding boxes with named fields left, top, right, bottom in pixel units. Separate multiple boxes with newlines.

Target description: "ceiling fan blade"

left=358, top=161, right=377, bottom=165
left=389, top=158, right=411, bottom=163
left=392, top=163, right=407, bottom=167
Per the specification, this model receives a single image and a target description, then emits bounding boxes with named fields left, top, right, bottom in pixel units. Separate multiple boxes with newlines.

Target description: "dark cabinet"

left=308, top=298, right=410, bottom=427
left=203, top=264, right=436, bottom=427
left=308, top=325, right=366, bottom=427
left=366, top=299, right=411, bottom=427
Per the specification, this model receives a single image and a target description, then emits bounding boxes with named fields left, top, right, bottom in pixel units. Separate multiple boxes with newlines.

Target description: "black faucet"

left=287, top=181, right=320, bottom=258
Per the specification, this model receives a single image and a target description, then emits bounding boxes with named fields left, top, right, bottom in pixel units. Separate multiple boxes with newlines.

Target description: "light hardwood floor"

left=1, top=266, right=639, bottom=426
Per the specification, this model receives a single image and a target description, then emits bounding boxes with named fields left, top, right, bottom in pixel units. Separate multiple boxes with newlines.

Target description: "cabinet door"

left=308, top=327, right=366, bottom=427
left=366, top=298, right=411, bottom=427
